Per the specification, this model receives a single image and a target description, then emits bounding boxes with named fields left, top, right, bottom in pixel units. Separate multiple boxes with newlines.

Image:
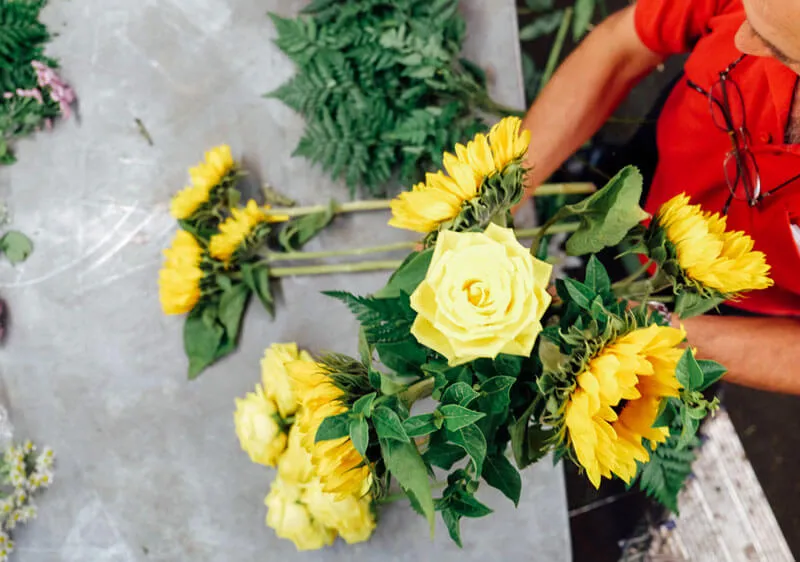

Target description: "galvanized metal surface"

left=0, top=1, right=570, bottom=560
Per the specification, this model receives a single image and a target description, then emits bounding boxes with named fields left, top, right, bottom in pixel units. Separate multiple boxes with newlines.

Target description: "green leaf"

left=241, top=263, right=274, bottom=316
left=441, top=508, right=463, bottom=547
left=184, top=306, right=224, bottom=379
left=564, top=166, right=650, bottom=256
left=638, top=431, right=698, bottom=513
left=440, top=405, right=486, bottom=431
left=315, top=412, right=351, bottom=442
left=352, top=392, right=377, bottom=416
left=450, top=492, right=493, bottom=518
left=441, top=382, right=480, bottom=406
left=423, top=441, right=466, bottom=470
left=376, top=249, right=433, bottom=299
left=482, top=452, right=522, bottom=506
left=446, top=424, right=487, bottom=475
left=479, top=376, right=517, bottom=415
left=277, top=200, right=336, bottom=251
left=0, top=231, right=33, bottom=264
left=675, top=289, right=725, bottom=319
left=572, top=0, right=596, bottom=41
left=372, top=406, right=410, bottom=442
left=698, top=360, right=727, bottom=390
left=368, top=369, right=382, bottom=390
left=218, top=284, right=251, bottom=343
left=584, top=255, right=611, bottom=294
left=675, top=349, right=703, bottom=392
left=562, top=278, right=595, bottom=310
left=518, top=10, right=563, bottom=41
left=349, top=417, right=369, bottom=457
left=358, top=327, right=372, bottom=367
left=381, top=439, right=435, bottom=534
left=376, top=340, right=427, bottom=375
left=403, top=414, right=438, bottom=438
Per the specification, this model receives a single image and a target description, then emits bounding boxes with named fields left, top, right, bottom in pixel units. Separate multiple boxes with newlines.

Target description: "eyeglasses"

left=687, top=55, right=800, bottom=214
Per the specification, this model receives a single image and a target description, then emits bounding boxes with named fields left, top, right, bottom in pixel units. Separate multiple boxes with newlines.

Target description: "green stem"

left=264, top=224, right=580, bottom=264
left=541, top=7, right=574, bottom=87
left=262, top=184, right=596, bottom=219
left=528, top=207, right=573, bottom=256
left=515, top=222, right=579, bottom=239
left=535, top=182, right=595, bottom=196
left=269, top=260, right=404, bottom=277
left=267, top=200, right=391, bottom=218
left=612, top=260, right=653, bottom=292
left=267, top=241, right=416, bottom=263
left=399, top=377, right=435, bottom=406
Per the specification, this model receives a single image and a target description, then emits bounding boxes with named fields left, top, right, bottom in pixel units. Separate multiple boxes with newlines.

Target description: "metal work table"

left=0, top=1, right=570, bottom=560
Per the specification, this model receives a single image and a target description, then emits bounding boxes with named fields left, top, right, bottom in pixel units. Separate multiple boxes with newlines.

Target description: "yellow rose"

left=410, top=224, right=552, bottom=366
left=265, top=477, right=336, bottom=551
left=303, top=479, right=376, bottom=544
left=277, top=425, right=314, bottom=485
left=261, top=343, right=312, bottom=418
left=233, top=385, right=286, bottom=467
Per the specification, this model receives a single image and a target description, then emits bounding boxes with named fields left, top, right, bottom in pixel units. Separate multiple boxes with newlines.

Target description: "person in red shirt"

left=522, top=0, right=800, bottom=394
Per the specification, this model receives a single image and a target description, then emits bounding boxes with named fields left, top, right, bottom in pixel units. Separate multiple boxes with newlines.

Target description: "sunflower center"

left=463, top=280, right=491, bottom=307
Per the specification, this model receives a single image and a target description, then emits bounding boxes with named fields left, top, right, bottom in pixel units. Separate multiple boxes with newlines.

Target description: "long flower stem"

left=266, top=241, right=416, bottom=263
left=269, top=260, right=404, bottom=277
left=264, top=223, right=581, bottom=264
left=612, top=260, right=653, bottom=292
left=263, top=184, right=596, bottom=219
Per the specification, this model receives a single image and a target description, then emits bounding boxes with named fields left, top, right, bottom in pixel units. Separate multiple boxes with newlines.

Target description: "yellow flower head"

left=275, top=426, right=376, bottom=546
left=389, top=117, right=531, bottom=234
left=488, top=116, right=531, bottom=171
left=233, top=384, right=287, bottom=467
left=170, top=145, right=236, bottom=220
left=265, top=477, right=336, bottom=551
left=208, top=200, right=287, bottom=263
left=278, top=425, right=315, bottom=485
left=261, top=343, right=313, bottom=419
left=410, top=224, right=552, bottom=366
left=564, top=324, right=686, bottom=488
left=287, top=361, right=372, bottom=499
left=657, top=194, right=773, bottom=294
left=158, top=230, right=205, bottom=315
left=303, top=478, right=376, bottom=544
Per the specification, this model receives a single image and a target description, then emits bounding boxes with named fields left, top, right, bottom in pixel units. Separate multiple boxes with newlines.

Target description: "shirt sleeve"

left=634, top=0, right=722, bottom=56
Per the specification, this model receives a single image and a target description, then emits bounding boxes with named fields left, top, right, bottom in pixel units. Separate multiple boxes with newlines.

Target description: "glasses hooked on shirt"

left=687, top=54, right=800, bottom=214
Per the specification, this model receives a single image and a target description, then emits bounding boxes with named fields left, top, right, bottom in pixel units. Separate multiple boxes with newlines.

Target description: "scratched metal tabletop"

left=0, top=1, right=570, bottom=560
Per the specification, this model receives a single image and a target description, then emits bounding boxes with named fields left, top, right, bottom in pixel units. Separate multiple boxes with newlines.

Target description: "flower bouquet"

left=232, top=117, right=773, bottom=549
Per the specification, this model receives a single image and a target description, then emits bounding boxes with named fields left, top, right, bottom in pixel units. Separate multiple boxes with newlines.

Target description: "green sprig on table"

left=267, top=0, right=522, bottom=198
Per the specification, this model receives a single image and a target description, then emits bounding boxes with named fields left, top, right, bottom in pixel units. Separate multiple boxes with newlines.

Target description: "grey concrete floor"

left=0, top=1, right=571, bottom=561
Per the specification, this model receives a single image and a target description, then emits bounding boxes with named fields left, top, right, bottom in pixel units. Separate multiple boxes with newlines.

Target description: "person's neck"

left=786, top=79, right=800, bottom=144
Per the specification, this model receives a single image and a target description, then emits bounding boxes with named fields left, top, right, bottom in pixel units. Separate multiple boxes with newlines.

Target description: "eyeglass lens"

left=710, top=77, right=746, bottom=133
left=724, top=148, right=761, bottom=202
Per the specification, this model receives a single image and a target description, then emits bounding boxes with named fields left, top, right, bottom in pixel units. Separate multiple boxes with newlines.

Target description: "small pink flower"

left=31, top=61, right=75, bottom=120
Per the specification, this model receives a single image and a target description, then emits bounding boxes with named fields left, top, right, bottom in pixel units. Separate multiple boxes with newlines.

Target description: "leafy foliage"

left=637, top=425, right=699, bottom=514
left=267, top=0, right=502, bottom=197
left=0, top=0, right=63, bottom=164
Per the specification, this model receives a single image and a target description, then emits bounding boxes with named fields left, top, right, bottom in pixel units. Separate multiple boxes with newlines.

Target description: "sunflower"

left=564, top=324, right=685, bottom=488
left=170, top=144, right=236, bottom=220
left=288, top=360, right=372, bottom=498
left=158, top=230, right=205, bottom=315
left=389, top=116, right=531, bottom=234
left=656, top=194, right=773, bottom=294
left=208, top=200, right=287, bottom=263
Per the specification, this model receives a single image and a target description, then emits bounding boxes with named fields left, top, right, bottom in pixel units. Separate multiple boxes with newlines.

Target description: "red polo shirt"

left=635, top=0, right=800, bottom=316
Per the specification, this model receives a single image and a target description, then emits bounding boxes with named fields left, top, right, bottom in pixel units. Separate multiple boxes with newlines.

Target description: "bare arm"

left=681, top=315, right=800, bottom=395
left=521, top=6, right=664, bottom=189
